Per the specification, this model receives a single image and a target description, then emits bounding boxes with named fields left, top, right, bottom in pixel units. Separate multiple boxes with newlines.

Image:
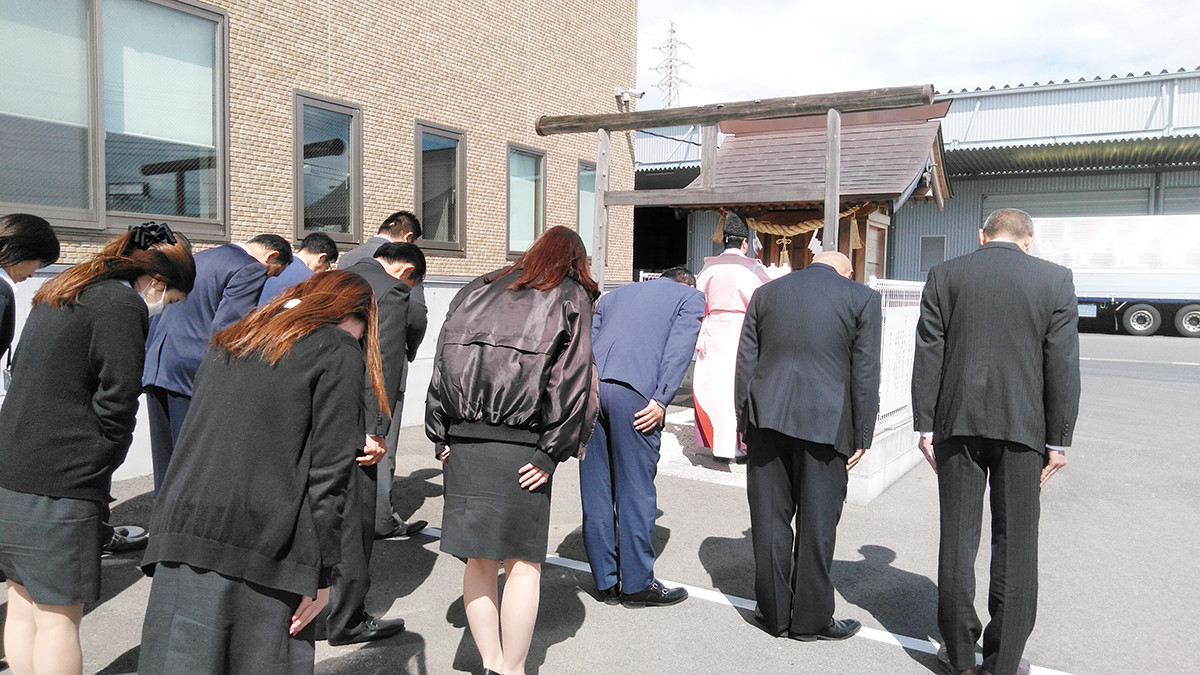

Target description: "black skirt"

left=441, top=440, right=552, bottom=563
left=0, top=484, right=102, bottom=605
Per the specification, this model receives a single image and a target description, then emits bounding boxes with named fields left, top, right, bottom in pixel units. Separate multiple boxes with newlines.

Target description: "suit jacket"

left=143, top=244, right=268, bottom=397
left=339, top=236, right=427, bottom=393
left=912, top=241, right=1081, bottom=451
left=257, top=258, right=314, bottom=306
left=735, top=263, right=882, bottom=456
left=346, top=259, right=413, bottom=436
left=591, top=277, right=705, bottom=407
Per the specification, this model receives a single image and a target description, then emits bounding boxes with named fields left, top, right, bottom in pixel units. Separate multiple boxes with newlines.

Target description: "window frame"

left=919, top=234, right=946, bottom=273
left=292, top=90, right=363, bottom=245
left=413, top=120, right=467, bottom=256
left=505, top=142, right=546, bottom=258
left=0, top=0, right=230, bottom=241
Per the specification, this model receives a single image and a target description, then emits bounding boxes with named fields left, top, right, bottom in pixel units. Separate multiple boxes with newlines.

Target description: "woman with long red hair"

left=138, top=270, right=386, bottom=675
left=427, top=225, right=599, bottom=675
left=0, top=222, right=194, bottom=675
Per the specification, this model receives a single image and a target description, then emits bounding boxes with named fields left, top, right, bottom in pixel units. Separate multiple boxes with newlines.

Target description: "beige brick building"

left=2, top=0, right=637, bottom=281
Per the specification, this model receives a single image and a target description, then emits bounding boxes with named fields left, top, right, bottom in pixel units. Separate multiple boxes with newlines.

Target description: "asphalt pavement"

left=1, top=333, right=1197, bottom=674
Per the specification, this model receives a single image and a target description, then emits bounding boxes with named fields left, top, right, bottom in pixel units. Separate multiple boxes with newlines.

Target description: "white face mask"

left=140, top=283, right=166, bottom=318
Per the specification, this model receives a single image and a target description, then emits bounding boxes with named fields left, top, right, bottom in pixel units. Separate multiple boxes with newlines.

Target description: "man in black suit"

left=326, top=241, right=426, bottom=646
left=341, top=211, right=429, bottom=539
left=913, top=209, right=1080, bottom=675
left=142, top=234, right=291, bottom=492
left=735, top=251, right=881, bottom=642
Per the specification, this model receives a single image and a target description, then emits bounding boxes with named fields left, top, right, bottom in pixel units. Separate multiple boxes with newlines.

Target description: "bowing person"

left=0, top=213, right=61, bottom=359
left=0, top=223, right=195, bottom=675
left=138, top=270, right=386, bottom=675
left=427, top=226, right=599, bottom=675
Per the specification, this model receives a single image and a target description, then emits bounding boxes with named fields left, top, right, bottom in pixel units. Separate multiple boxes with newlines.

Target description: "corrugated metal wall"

left=687, top=210, right=722, bottom=272
left=891, top=170, right=1200, bottom=279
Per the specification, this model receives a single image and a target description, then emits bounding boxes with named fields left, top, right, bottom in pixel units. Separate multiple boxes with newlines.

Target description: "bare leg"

left=463, top=558, right=503, bottom=672
left=4, top=581, right=36, bottom=675
left=499, top=559, right=541, bottom=675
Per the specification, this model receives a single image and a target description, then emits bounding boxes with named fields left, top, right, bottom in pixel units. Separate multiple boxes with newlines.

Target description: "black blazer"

left=346, top=259, right=412, bottom=436
left=735, top=263, right=882, bottom=456
left=912, top=241, right=1081, bottom=451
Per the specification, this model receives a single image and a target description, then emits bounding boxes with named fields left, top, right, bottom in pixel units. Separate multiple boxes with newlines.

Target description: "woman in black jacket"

left=0, top=223, right=194, bottom=675
left=427, top=226, right=599, bottom=675
left=138, top=270, right=387, bottom=675
left=0, top=213, right=61, bottom=359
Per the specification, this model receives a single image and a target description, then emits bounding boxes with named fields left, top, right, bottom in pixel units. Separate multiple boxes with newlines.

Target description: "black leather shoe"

left=327, top=616, right=406, bottom=645
left=597, top=583, right=621, bottom=605
left=620, top=579, right=688, bottom=607
left=751, top=606, right=785, bottom=637
left=788, top=618, right=861, bottom=642
left=102, top=525, right=148, bottom=554
left=376, top=519, right=428, bottom=540
left=937, top=645, right=978, bottom=675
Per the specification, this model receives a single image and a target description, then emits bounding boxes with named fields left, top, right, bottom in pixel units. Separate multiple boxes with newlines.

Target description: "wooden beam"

left=536, top=85, right=934, bottom=136
left=699, top=124, right=718, bottom=189
left=592, top=129, right=610, bottom=288
left=604, top=184, right=826, bottom=208
left=823, top=109, right=841, bottom=252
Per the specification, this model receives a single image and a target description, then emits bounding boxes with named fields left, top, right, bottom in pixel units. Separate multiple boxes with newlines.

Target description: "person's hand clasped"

left=846, top=448, right=865, bottom=471
left=1040, top=449, right=1067, bottom=487
left=290, top=586, right=329, bottom=636
left=438, top=445, right=451, bottom=463
left=358, top=434, right=387, bottom=466
left=918, top=435, right=937, bottom=473
left=517, top=463, right=549, bottom=491
left=633, top=399, right=665, bottom=433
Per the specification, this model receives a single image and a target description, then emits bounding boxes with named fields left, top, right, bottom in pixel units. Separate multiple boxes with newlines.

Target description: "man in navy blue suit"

left=143, top=234, right=292, bottom=492
left=256, top=232, right=339, bottom=305
left=580, top=266, right=705, bottom=607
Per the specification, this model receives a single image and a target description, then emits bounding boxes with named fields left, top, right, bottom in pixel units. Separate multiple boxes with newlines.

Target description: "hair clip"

left=128, top=222, right=177, bottom=251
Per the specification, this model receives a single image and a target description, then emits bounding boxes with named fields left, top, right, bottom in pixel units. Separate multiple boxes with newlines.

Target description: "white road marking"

left=1081, top=357, right=1200, bottom=366
left=418, top=526, right=1075, bottom=675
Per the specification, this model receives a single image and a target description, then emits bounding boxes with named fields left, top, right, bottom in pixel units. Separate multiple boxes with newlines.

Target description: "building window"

left=920, top=235, right=945, bottom=272
left=0, top=0, right=227, bottom=237
left=507, top=144, right=544, bottom=254
left=415, top=121, right=466, bottom=252
left=578, top=161, right=596, bottom=256
left=294, top=92, right=361, bottom=244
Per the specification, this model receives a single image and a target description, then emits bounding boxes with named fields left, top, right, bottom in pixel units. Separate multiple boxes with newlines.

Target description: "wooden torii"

left=536, top=85, right=935, bottom=286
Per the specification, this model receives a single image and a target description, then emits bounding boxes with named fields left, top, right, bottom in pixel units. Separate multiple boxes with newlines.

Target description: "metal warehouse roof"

left=944, top=134, right=1200, bottom=177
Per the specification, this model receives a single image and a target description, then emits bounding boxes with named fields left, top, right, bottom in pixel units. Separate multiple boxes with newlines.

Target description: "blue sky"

left=636, top=0, right=1199, bottom=109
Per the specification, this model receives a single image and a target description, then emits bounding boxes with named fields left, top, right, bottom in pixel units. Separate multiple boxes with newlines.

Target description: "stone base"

left=847, top=424, right=923, bottom=505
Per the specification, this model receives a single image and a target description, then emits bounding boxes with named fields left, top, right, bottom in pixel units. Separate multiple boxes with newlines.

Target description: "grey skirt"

left=0, top=484, right=103, bottom=605
left=441, top=440, right=552, bottom=563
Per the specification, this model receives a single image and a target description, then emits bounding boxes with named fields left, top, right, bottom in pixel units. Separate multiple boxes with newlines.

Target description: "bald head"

left=812, top=251, right=853, bottom=278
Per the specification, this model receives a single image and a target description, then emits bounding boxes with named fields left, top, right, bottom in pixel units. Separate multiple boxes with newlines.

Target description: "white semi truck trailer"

left=1029, top=215, right=1200, bottom=338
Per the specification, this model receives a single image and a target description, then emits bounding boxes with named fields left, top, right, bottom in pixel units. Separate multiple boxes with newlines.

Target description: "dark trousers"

left=936, top=437, right=1043, bottom=675
left=138, top=562, right=314, bottom=675
left=326, top=461, right=377, bottom=641
left=745, top=426, right=847, bottom=635
left=145, top=386, right=191, bottom=493
left=580, top=381, right=661, bottom=595
left=374, top=393, right=405, bottom=536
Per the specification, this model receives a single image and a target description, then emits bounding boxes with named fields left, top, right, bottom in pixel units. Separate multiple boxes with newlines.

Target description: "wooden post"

left=699, top=124, right=717, bottom=189
left=592, top=128, right=610, bottom=289
left=823, top=109, right=841, bottom=252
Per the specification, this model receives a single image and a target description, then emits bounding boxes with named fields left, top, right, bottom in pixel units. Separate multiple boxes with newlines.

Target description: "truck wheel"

left=1121, top=304, right=1161, bottom=336
left=1174, top=304, right=1200, bottom=338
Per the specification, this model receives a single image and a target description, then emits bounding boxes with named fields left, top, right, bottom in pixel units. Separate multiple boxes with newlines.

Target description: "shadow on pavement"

left=316, top=630, right=429, bottom=674
left=444, top=565, right=587, bottom=674
left=387, top=467, right=443, bottom=525
left=698, top=528, right=756, bottom=606
left=95, top=645, right=139, bottom=674
left=833, top=544, right=942, bottom=670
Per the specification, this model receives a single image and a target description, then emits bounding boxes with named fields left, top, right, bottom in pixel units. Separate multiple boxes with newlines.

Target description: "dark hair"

left=380, top=211, right=422, bottom=240
left=0, top=213, right=61, bottom=269
left=298, top=232, right=339, bottom=264
left=723, top=235, right=747, bottom=249
left=33, top=223, right=195, bottom=308
left=214, top=270, right=388, bottom=417
left=374, top=242, right=426, bottom=283
left=660, top=266, right=696, bottom=287
left=497, top=226, right=598, bottom=298
left=247, top=233, right=293, bottom=266
left=982, top=209, right=1034, bottom=241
